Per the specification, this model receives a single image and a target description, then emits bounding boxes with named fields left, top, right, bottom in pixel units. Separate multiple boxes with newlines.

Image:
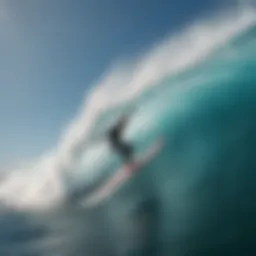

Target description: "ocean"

left=0, top=7, right=256, bottom=256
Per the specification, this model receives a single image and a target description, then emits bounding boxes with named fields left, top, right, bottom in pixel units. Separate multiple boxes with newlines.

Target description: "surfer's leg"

left=109, top=132, right=134, bottom=165
left=122, top=144, right=134, bottom=163
left=117, top=142, right=134, bottom=164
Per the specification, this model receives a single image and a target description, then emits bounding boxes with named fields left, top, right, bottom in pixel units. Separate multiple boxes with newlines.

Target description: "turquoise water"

left=0, top=20, right=256, bottom=256
left=68, top=24, right=256, bottom=255
left=91, top=25, right=256, bottom=255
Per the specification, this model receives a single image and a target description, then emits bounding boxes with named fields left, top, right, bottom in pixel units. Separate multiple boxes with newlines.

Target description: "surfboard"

left=83, top=138, right=164, bottom=207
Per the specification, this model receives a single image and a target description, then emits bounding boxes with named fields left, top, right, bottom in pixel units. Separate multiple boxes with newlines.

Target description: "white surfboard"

left=83, top=138, right=164, bottom=207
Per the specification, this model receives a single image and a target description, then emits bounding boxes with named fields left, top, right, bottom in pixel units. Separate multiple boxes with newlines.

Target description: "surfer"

left=83, top=116, right=163, bottom=206
left=107, top=114, right=134, bottom=165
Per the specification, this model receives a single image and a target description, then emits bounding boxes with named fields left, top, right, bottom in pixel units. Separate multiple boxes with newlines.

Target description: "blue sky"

left=0, top=0, right=234, bottom=167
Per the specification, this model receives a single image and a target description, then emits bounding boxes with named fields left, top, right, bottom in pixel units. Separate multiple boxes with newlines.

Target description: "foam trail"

left=0, top=6, right=255, bottom=210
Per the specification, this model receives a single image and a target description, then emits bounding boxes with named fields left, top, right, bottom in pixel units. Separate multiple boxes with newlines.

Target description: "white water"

left=0, top=6, right=255, bottom=210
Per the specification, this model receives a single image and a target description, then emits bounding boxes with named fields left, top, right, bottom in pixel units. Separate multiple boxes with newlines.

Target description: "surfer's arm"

left=86, top=110, right=134, bottom=146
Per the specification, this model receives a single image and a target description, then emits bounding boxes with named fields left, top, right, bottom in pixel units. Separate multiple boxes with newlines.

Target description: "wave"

left=0, top=6, right=255, bottom=211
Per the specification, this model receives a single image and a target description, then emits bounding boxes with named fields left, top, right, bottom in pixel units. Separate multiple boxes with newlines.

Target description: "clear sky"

left=0, top=0, right=235, bottom=167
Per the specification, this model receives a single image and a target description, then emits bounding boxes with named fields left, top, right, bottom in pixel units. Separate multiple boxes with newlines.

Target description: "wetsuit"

left=108, top=116, right=133, bottom=163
